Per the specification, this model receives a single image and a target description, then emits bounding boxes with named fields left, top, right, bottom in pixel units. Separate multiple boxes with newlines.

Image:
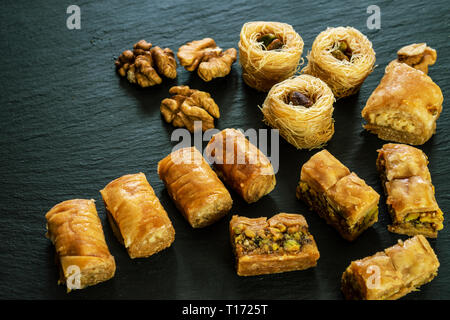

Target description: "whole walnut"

left=160, top=85, right=220, bottom=132
left=177, top=38, right=237, bottom=82
left=115, top=40, right=177, bottom=87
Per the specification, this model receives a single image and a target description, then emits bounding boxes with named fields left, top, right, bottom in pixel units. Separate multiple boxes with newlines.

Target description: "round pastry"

left=302, top=26, right=375, bottom=99
left=261, top=74, right=335, bottom=149
left=238, top=21, right=304, bottom=92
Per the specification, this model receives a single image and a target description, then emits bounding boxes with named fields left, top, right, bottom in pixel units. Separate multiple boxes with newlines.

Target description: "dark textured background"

left=0, top=0, right=449, bottom=299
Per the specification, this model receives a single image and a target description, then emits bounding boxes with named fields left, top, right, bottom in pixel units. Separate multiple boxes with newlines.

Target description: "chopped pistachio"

left=284, top=239, right=300, bottom=251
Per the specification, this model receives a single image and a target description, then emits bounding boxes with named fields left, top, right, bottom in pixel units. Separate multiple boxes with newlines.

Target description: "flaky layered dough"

left=362, top=61, right=443, bottom=145
left=100, top=173, right=175, bottom=259
left=302, top=26, right=375, bottom=98
left=45, top=199, right=115, bottom=292
left=341, top=235, right=439, bottom=300
left=205, top=128, right=276, bottom=203
left=261, top=75, right=335, bottom=149
left=239, top=21, right=304, bottom=92
left=158, top=147, right=233, bottom=228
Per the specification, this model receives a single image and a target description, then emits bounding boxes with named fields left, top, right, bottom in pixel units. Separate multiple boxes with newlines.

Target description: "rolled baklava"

left=341, top=235, right=440, bottom=300
left=377, top=143, right=444, bottom=237
left=100, top=172, right=175, bottom=259
left=230, top=213, right=320, bottom=276
left=45, top=199, right=116, bottom=292
left=158, top=147, right=233, bottom=228
left=205, top=128, right=276, bottom=203
left=362, top=61, right=443, bottom=145
left=296, top=150, right=380, bottom=241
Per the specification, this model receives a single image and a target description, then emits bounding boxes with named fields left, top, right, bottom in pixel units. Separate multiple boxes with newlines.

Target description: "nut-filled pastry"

left=377, top=143, right=444, bottom=237
left=45, top=199, right=116, bottom=292
left=100, top=172, right=175, bottom=259
left=341, top=235, right=439, bottom=300
left=230, top=213, right=320, bottom=276
left=205, top=128, right=276, bottom=203
left=158, top=147, right=233, bottom=228
left=296, top=150, right=380, bottom=241
left=362, top=61, right=443, bottom=145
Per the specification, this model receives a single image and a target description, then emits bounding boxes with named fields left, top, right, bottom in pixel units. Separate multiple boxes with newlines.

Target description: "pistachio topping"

left=257, top=33, right=284, bottom=50
left=331, top=40, right=353, bottom=61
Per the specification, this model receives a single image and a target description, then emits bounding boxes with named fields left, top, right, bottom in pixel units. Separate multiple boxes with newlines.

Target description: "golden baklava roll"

left=230, top=213, right=320, bottom=276
left=100, top=172, right=175, bottom=259
left=341, top=235, right=439, bottom=300
left=205, top=128, right=276, bottom=203
left=239, top=21, right=304, bottom=92
left=302, top=26, right=375, bottom=98
left=158, top=147, right=233, bottom=228
left=362, top=61, right=443, bottom=145
left=45, top=199, right=116, bottom=292
left=376, top=144, right=444, bottom=237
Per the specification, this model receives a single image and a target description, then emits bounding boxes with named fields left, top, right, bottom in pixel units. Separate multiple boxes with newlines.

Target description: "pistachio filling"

left=287, top=91, right=314, bottom=108
left=257, top=33, right=284, bottom=50
left=233, top=222, right=309, bottom=255
left=402, top=211, right=443, bottom=231
left=331, top=40, right=353, bottom=61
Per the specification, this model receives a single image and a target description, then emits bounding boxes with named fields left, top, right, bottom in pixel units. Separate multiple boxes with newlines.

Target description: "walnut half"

left=397, top=43, right=437, bottom=74
left=160, top=86, right=220, bottom=132
left=177, top=38, right=237, bottom=82
left=115, top=40, right=177, bottom=87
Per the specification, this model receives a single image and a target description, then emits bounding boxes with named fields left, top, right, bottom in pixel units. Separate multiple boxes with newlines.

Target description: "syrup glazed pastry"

left=158, top=147, right=233, bottom=228
left=261, top=74, right=335, bottom=149
left=205, top=128, right=276, bottom=203
left=238, top=21, right=304, bottom=92
left=396, top=43, right=437, bottom=74
left=376, top=144, right=444, bottom=237
left=45, top=199, right=116, bottom=292
left=341, top=235, right=439, bottom=300
left=296, top=150, right=380, bottom=241
left=362, top=61, right=443, bottom=145
left=100, top=173, right=175, bottom=259
left=302, top=26, right=375, bottom=99
left=230, top=213, right=320, bottom=276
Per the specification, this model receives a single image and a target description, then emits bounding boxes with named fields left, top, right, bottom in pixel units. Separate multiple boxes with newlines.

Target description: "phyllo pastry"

left=45, top=199, right=115, bottom=292
left=361, top=61, right=443, bottom=145
left=158, top=146, right=233, bottom=228
left=341, top=235, right=439, bottom=300
left=205, top=128, right=276, bottom=203
left=396, top=43, right=437, bottom=75
left=100, top=172, right=175, bottom=259
left=296, top=150, right=380, bottom=241
left=377, top=144, right=444, bottom=238
left=230, top=213, right=320, bottom=276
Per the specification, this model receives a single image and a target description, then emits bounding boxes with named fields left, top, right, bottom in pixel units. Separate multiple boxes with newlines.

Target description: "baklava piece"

left=377, top=144, right=444, bottom=238
left=100, top=172, right=175, bottom=259
left=205, top=128, right=276, bottom=203
left=396, top=43, right=437, bottom=74
left=362, top=61, right=443, bottom=145
left=341, top=235, right=439, bottom=300
left=296, top=150, right=380, bottom=241
left=158, top=147, right=233, bottom=228
left=45, top=199, right=116, bottom=292
left=230, top=213, right=320, bottom=276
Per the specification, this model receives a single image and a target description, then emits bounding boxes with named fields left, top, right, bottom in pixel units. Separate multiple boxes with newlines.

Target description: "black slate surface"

left=0, top=0, right=449, bottom=300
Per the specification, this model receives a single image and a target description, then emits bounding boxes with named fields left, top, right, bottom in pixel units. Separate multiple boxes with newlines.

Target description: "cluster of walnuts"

left=115, top=40, right=177, bottom=87
left=160, top=85, right=220, bottom=132
left=115, top=38, right=237, bottom=87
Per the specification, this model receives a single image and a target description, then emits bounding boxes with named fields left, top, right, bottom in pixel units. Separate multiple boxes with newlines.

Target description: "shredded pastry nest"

left=302, top=26, right=375, bottom=99
left=239, top=21, right=304, bottom=92
left=261, top=74, right=335, bottom=149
